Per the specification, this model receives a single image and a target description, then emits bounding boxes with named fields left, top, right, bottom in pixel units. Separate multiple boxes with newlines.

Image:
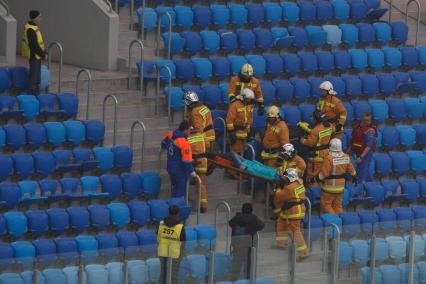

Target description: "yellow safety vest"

left=157, top=221, right=183, bottom=259
left=22, top=23, right=45, bottom=60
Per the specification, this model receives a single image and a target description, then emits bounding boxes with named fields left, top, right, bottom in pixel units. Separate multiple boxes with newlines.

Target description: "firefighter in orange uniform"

left=261, top=106, right=290, bottom=168
left=228, top=64, right=265, bottom=116
left=273, top=168, right=309, bottom=261
left=184, top=91, right=216, bottom=151
left=298, top=110, right=335, bottom=183
left=278, top=144, right=306, bottom=178
left=316, top=81, right=347, bottom=139
left=310, top=138, right=357, bottom=215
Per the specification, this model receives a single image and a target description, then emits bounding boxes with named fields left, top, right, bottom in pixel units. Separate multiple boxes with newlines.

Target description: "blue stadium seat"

left=307, top=76, right=323, bottom=99
left=17, top=95, right=39, bottom=120
left=246, top=55, right=266, bottom=77
left=340, top=212, right=360, bottom=238
left=342, top=75, right=362, bottom=98
left=350, top=239, right=369, bottom=266
left=377, top=73, right=397, bottom=97
left=164, top=87, right=184, bottom=111
left=25, top=212, right=48, bottom=239
left=43, top=268, right=66, bottom=284
left=373, top=22, right=391, bottom=45
left=32, top=151, right=55, bottom=177
left=219, top=84, right=228, bottom=105
left=0, top=242, right=13, bottom=268
left=0, top=68, right=10, bottom=93
left=274, top=80, right=293, bottom=104
left=37, top=93, right=65, bottom=116
left=0, top=127, right=5, bottom=149
left=365, top=48, right=384, bottom=70
left=290, top=78, right=310, bottom=102
left=305, top=25, right=327, bottom=48
left=11, top=241, right=35, bottom=266
left=263, top=2, right=282, bottom=26
left=376, top=208, right=397, bottom=233
left=416, top=46, right=426, bottom=67
left=96, top=233, right=119, bottom=258
left=137, top=7, right=157, bottom=32
left=75, top=235, right=98, bottom=261
left=316, top=0, right=333, bottom=22
left=174, top=6, right=193, bottom=30
left=228, top=4, right=247, bottom=27
left=390, top=22, right=408, bottom=44
left=413, top=124, right=426, bottom=146
left=297, top=1, right=316, bottom=23
left=195, top=224, right=217, bottom=249
left=210, top=4, right=229, bottom=28
left=174, top=59, right=194, bottom=82
left=364, top=182, right=385, bottom=206
left=46, top=208, right=69, bottom=234
left=57, top=93, right=78, bottom=118
left=407, top=150, right=426, bottom=173
left=111, top=146, right=133, bottom=170
left=386, top=237, right=407, bottom=262
left=322, top=25, right=342, bottom=47
left=373, top=153, right=392, bottom=176
left=383, top=47, right=402, bottom=69
left=100, top=174, right=122, bottom=199
left=43, top=122, right=65, bottom=147
left=413, top=205, right=426, bottom=230
left=191, top=58, right=212, bottom=81
left=264, top=54, right=283, bottom=78
left=67, top=206, right=89, bottom=232
left=282, top=54, right=301, bottom=76
left=156, top=6, right=176, bottom=27
left=410, top=71, right=426, bottom=93
left=137, top=230, right=158, bottom=257
left=315, top=51, right=334, bottom=73
left=400, top=47, right=418, bottom=69
left=187, top=254, right=208, bottom=281
left=83, top=120, right=105, bottom=145
left=192, top=6, right=210, bottom=30
left=355, top=23, right=374, bottom=46
left=298, top=51, right=318, bottom=74
left=228, top=55, right=248, bottom=76
left=60, top=178, right=81, bottom=199
left=39, top=179, right=59, bottom=200
left=252, top=108, right=267, bottom=134
left=12, top=153, right=34, bottom=179
left=93, top=147, right=114, bottom=172
left=245, top=3, right=264, bottom=26
left=394, top=207, right=414, bottom=232
left=128, top=200, right=150, bottom=227
left=9, top=67, right=28, bottom=90
left=219, top=30, right=238, bottom=53
left=332, top=50, right=351, bottom=72
left=0, top=182, right=20, bottom=209
left=147, top=200, right=169, bottom=223
left=271, top=27, right=294, bottom=49
left=325, top=76, right=345, bottom=98
left=18, top=180, right=45, bottom=204
left=404, top=98, right=424, bottom=120
left=378, top=265, right=400, bottom=284
left=116, top=231, right=138, bottom=256
left=288, top=27, right=308, bottom=49
left=348, top=0, right=368, bottom=20
left=281, top=105, right=301, bottom=127
left=62, top=120, right=85, bottom=146
left=332, top=0, right=350, bottom=21
left=54, top=237, right=77, bottom=264
left=88, top=204, right=110, bottom=230
left=4, top=124, right=25, bottom=150
left=54, top=150, right=80, bottom=173
left=0, top=96, right=23, bottom=119
left=236, top=29, right=256, bottom=53
left=339, top=24, right=358, bottom=47
left=210, top=57, right=230, bottom=81
left=400, top=178, right=419, bottom=203
left=121, top=172, right=143, bottom=197
left=4, top=212, right=27, bottom=238
left=139, top=172, right=161, bottom=199
left=380, top=127, right=399, bottom=149
left=34, top=240, right=56, bottom=265
left=359, top=74, right=379, bottom=97
left=368, top=99, right=388, bottom=122
left=199, top=31, right=220, bottom=54
left=108, top=202, right=130, bottom=229
left=182, top=32, right=201, bottom=56
left=154, top=60, right=176, bottom=82
left=339, top=241, right=353, bottom=268
left=253, top=28, right=273, bottom=52
left=358, top=210, right=378, bottom=235
left=299, top=104, right=316, bottom=124
left=396, top=125, right=416, bottom=149
left=349, top=49, right=368, bottom=71
left=281, top=2, right=300, bottom=24
left=259, top=81, right=275, bottom=106
left=127, top=260, right=148, bottom=284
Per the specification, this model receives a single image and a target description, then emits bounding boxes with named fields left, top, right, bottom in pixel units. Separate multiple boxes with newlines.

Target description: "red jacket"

left=350, top=122, right=377, bottom=155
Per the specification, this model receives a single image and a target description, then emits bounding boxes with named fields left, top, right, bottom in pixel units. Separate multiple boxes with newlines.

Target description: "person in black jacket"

left=228, top=203, right=264, bottom=281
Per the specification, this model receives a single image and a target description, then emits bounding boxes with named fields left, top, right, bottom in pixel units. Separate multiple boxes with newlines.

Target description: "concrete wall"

left=0, top=3, right=16, bottom=65
left=6, top=0, right=119, bottom=70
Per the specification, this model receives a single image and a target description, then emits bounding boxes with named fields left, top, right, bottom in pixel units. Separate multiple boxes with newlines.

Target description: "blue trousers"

left=28, top=59, right=41, bottom=95
left=169, top=171, right=189, bottom=198
left=356, top=152, right=373, bottom=183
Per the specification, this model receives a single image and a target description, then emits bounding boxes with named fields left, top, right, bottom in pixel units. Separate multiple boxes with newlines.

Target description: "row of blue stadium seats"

left=0, top=120, right=105, bottom=150
left=0, top=171, right=161, bottom=208
left=157, top=23, right=408, bottom=57
left=0, top=198, right=185, bottom=238
left=138, top=0, right=386, bottom=32
left=0, top=66, right=50, bottom=94
left=144, top=46, right=425, bottom=82
left=361, top=263, right=426, bottom=284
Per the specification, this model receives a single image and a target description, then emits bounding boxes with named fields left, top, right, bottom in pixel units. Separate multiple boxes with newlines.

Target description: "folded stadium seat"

left=202, top=84, right=221, bottom=110
left=281, top=2, right=300, bottom=24
left=340, top=212, right=361, bottom=238
left=40, top=66, right=51, bottom=91
left=377, top=73, right=397, bottom=97
left=342, top=102, right=354, bottom=125
left=37, top=93, right=65, bottom=116
left=400, top=178, right=419, bottom=203
left=0, top=68, right=10, bottom=93
left=273, top=80, right=293, bottom=104
left=297, top=51, right=318, bottom=74
left=164, top=86, right=184, bottom=112
left=365, top=48, right=384, bottom=70
left=111, top=146, right=133, bottom=171
left=16, top=95, right=39, bottom=120
left=228, top=55, right=248, bottom=76
left=154, top=60, right=176, bottom=81
left=32, top=151, right=56, bottom=177
left=282, top=53, right=301, bottom=76
left=53, top=150, right=80, bottom=173
left=245, top=55, right=266, bottom=77
left=62, top=120, right=85, bottom=146
left=290, top=78, right=310, bottom=102
left=128, top=200, right=150, bottom=227
left=325, top=76, right=346, bottom=98
left=11, top=153, right=33, bottom=179
left=364, top=182, right=385, bottom=206
left=174, top=6, right=193, bottom=30
left=349, top=240, right=369, bottom=267
left=245, top=3, right=265, bottom=27
left=416, top=45, right=426, bottom=67
left=211, top=4, right=230, bottom=28
left=0, top=182, right=20, bottom=210
left=127, top=260, right=148, bottom=284
left=368, top=99, right=388, bottom=122
left=212, top=109, right=227, bottom=134
left=96, top=233, right=119, bottom=258
left=219, top=84, right=229, bottom=105
left=199, top=31, right=220, bottom=54
left=359, top=74, right=379, bottom=97
left=106, top=262, right=125, bottom=284
left=192, top=6, right=211, bottom=30
left=0, top=127, right=5, bottom=149
left=259, top=81, right=275, bottom=106
left=211, top=252, right=232, bottom=280
left=0, top=243, right=13, bottom=267
left=0, top=96, right=23, bottom=120
left=297, top=1, right=316, bottom=23
left=9, top=67, right=28, bottom=90
left=146, top=258, right=161, bottom=283
left=43, top=122, right=65, bottom=147
left=137, top=7, right=157, bottom=33
left=116, top=232, right=138, bottom=258
left=162, top=32, right=185, bottom=56
left=210, top=57, right=230, bottom=81
left=281, top=105, right=301, bottom=127
left=11, top=241, right=35, bottom=267
left=5, top=212, right=27, bottom=239
left=139, top=172, right=161, bottom=199
left=263, top=54, right=283, bottom=78
left=24, top=210, right=48, bottom=236
left=348, top=0, right=368, bottom=20
left=358, top=211, right=379, bottom=235
left=156, top=7, right=176, bottom=28
left=85, top=265, right=108, bottom=284
left=174, top=59, right=194, bottom=82
left=372, top=22, right=391, bottom=45
left=386, top=237, right=407, bottom=262
left=413, top=124, right=426, bottom=146
left=355, top=23, right=374, bottom=46
left=54, top=237, right=78, bottom=265
left=308, top=76, right=324, bottom=99
left=18, top=180, right=46, bottom=204
left=331, top=0, right=350, bottom=21
left=400, top=47, right=418, bottom=69
left=40, top=179, right=60, bottom=201
left=302, top=214, right=323, bottom=242
left=305, top=26, right=327, bottom=48
left=403, top=98, right=424, bottom=120
left=195, top=224, right=217, bottom=249
left=81, top=176, right=108, bottom=198
left=57, top=93, right=78, bottom=118
left=137, top=230, right=158, bottom=257
left=378, top=265, right=400, bottom=284
left=351, top=101, right=371, bottom=121
left=121, top=172, right=143, bottom=198
left=236, top=29, right=256, bottom=53
left=321, top=25, right=342, bottom=47
left=99, top=174, right=122, bottom=200
left=229, top=4, right=248, bottom=27
left=76, top=235, right=99, bottom=262
left=92, top=147, right=114, bottom=172
left=332, top=50, right=352, bottom=73
left=394, top=207, right=414, bottom=232
left=43, top=268, right=67, bottom=284
left=186, top=254, right=208, bottom=282
left=271, top=27, right=295, bottom=49
left=263, top=2, right=282, bottom=26
left=306, top=186, right=321, bottom=208
left=410, top=71, right=426, bottom=93
left=34, top=239, right=56, bottom=265
left=182, top=32, right=203, bottom=55
left=46, top=207, right=69, bottom=234
left=380, top=127, right=399, bottom=150
left=400, top=263, right=420, bottom=283
left=181, top=227, right=197, bottom=253
left=382, top=47, right=402, bottom=69
left=342, top=75, right=362, bottom=98
left=390, top=22, right=408, bottom=45
left=253, top=28, right=273, bottom=52
left=60, top=178, right=82, bottom=200
left=338, top=24, right=358, bottom=48
left=288, top=27, right=308, bottom=49
left=407, top=150, right=426, bottom=174
left=136, top=61, right=156, bottom=83
left=396, top=125, right=416, bottom=149
left=373, top=153, right=392, bottom=176
left=218, top=30, right=238, bottom=53
left=147, top=200, right=169, bottom=224
left=376, top=208, right=398, bottom=233
left=73, top=148, right=99, bottom=172
left=348, top=49, right=368, bottom=71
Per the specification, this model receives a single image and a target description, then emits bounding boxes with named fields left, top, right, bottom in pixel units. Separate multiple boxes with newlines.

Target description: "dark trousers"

left=231, top=246, right=251, bottom=281
left=160, top=257, right=181, bottom=284
left=168, top=171, right=189, bottom=199
left=28, top=59, right=41, bottom=95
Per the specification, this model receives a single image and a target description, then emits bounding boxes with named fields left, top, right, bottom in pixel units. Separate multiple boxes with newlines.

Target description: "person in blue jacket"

left=161, top=120, right=197, bottom=198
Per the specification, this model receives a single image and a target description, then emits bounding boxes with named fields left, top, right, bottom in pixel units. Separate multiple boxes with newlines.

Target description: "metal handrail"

left=186, top=175, right=202, bottom=225
left=123, top=259, right=129, bottom=284
left=140, top=0, right=146, bottom=40
left=369, top=234, right=377, bottom=284
left=207, top=250, right=215, bottom=284
left=47, top=42, right=63, bottom=94
left=405, top=0, right=421, bottom=46
left=238, top=144, right=256, bottom=196
left=322, top=224, right=341, bottom=284
left=304, top=198, right=312, bottom=252
left=157, top=148, right=163, bottom=173
left=388, top=0, right=393, bottom=22
left=102, top=94, right=119, bottom=146
left=129, top=0, right=135, bottom=29
left=101, top=0, right=113, bottom=13
left=214, top=201, right=231, bottom=254
left=0, top=0, right=9, bottom=16
left=113, top=0, right=118, bottom=13
left=408, top=231, right=416, bottom=284
left=287, top=236, right=296, bottom=284
left=130, top=120, right=147, bottom=171
left=128, top=39, right=145, bottom=96
left=75, top=69, right=92, bottom=120
left=156, top=12, right=172, bottom=59
left=214, top=117, right=227, bottom=154
left=253, top=232, right=260, bottom=280
left=155, top=65, right=172, bottom=122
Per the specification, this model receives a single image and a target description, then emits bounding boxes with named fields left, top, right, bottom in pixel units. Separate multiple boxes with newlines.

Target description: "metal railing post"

left=78, top=256, right=84, bottom=284
left=207, top=251, right=215, bottom=284
left=214, top=201, right=231, bottom=254
left=124, top=259, right=129, bottom=284
left=405, top=0, right=421, bottom=46
left=47, top=42, right=63, bottom=94
left=388, top=0, right=393, bottom=22
left=238, top=144, right=255, bottom=196
left=102, top=94, right=119, bottom=146
left=254, top=232, right=260, bottom=280
left=249, top=246, right=257, bottom=284
left=129, top=0, right=135, bottom=29
left=287, top=236, right=296, bottom=284
left=157, top=148, right=163, bottom=173
left=305, top=198, right=312, bottom=252
left=130, top=120, right=147, bottom=171
left=75, top=69, right=92, bottom=120
left=155, top=65, right=172, bottom=121
left=213, top=117, right=227, bottom=153
left=156, top=12, right=172, bottom=59
left=0, top=0, right=10, bottom=16
left=186, top=174, right=202, bottom=225
left=322, top=224, right=340, bottom=284
left=408, top=231, right=416, bottom=284
left=265, top=182, right=271, bottom=219
left=128, top=39, right=144, bottom=96
left=166, top=257, right=173, bottom=284
left=140, top=0, right=146, bottom=40
left=369, top=234, right=377, bottom=284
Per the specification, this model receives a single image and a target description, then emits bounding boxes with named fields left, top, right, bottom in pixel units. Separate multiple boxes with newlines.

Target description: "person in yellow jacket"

left=188, top=130, right=208, bottom=213
left=309, top=138, right=357, bottom=215
left=273, top=168, right=309, bottom=261
left=184, top=91, right=215, bottom=151
left=157, top=205, right=186, bottom=284
left=21, top=10, right=47, bottom=95
left=278, top=144, right=306, bottom=178
left=261, top=106, right=290, bottom=168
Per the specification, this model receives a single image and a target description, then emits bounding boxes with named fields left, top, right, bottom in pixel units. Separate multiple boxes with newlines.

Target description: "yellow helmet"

left=240, top=64, right=254, bottom=79
left=267, top=105, right=280, bottom=118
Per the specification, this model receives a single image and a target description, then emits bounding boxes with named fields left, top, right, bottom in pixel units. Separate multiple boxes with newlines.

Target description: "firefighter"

left=277, top=144, right=306, bottom=178
left=261, top=106, right=290, bottom=168
left=161, top=121, right=197, bottom=199
left=228, top=64, right=265, bottom=116
left=188, top=129, right=208, bottom=213
left=184, top=91, right=215, bottom=151
left=316, top=81, right=347, bottom=139
left=348, top=112, right=377, bottom=183
left=273, top=168, right=309, bottom=261
left=310, top=138, right=357, bottom=215
left=298, top=110, right=335, bottom=183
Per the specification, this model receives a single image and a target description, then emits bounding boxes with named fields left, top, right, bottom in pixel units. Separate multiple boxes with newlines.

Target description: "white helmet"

left=329, top=138, right=343, bottom=153
left=278, top=168, right=299, bottom=183
left=240, top=64, right=254, bottom=80
left=183, top=91, right=199, bottom=106
left=241, top=88, right=255, bottom=100
left=319, top=81, right=337, bottom=95
left=278, top=143, right=296, bottom=161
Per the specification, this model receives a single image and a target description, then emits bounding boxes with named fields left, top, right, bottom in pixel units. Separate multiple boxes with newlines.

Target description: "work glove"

left=257, top=105, right=265, bottom=116
left=229, top=132, right=237, bottom=145
left=335, top=124, right=343, bottom=132
left=297, top=122, right=311, bottom=133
